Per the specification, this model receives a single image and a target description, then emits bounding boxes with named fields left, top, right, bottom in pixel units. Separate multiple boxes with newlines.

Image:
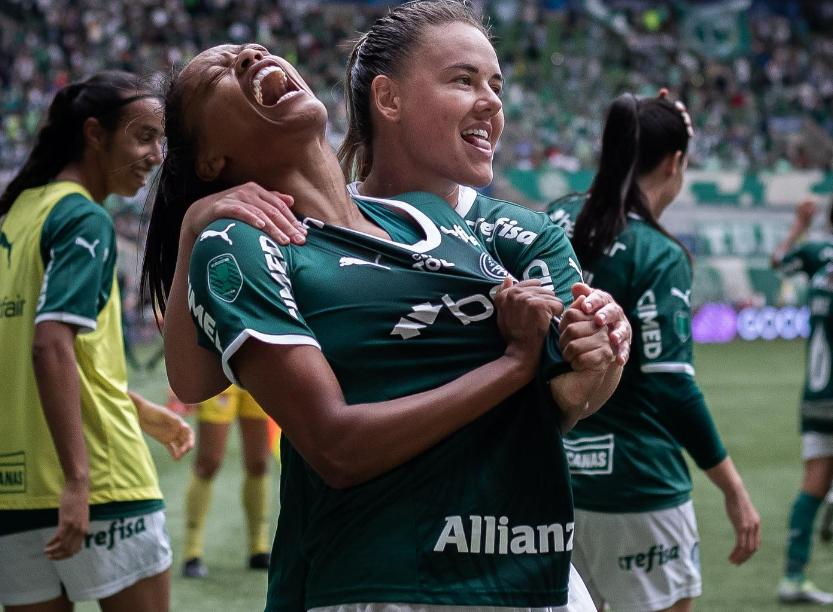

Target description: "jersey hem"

left=33, top=312, right=97, bottom=334
left=304, top=586, right=569, bottom=609
left=0, top=486, right=164, bottom=511
left=641, top=362, right=695, bottom=376
left=222, top=329, right=321, bottom=387
left=574, top=492, right=691, bottom=514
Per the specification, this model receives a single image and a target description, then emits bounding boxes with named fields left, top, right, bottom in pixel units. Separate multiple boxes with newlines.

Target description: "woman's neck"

left=254, top=141, right=365, bottom=229
left=360, top=139, right=460, bottom=208
left=56, top=161, right=106, bottom=203
left=636, top=175, right=668, bottom=221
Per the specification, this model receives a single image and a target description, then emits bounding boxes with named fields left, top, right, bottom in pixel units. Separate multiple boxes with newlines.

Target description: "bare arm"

left=705, top=456, right=761, bottom=565
left=129, top=391, right=195, bottom=461
left=772, top=196, right=817, bottom=268
left=32, top=321, right=89, bottom=560
left=234, top=278, right=561, bottom=489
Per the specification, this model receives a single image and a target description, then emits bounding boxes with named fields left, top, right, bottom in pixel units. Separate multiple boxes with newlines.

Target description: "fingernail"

left=292, top=233, right=306, bottom=244
left=598, top=313, right=606, bottom=323
left=584, top=301, right=593, bottom=310
left=256, top=219, right=266, bottom=228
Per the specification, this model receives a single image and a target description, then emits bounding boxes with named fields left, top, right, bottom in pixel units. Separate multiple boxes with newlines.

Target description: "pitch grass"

left=80, top=339, right=832, bottom=611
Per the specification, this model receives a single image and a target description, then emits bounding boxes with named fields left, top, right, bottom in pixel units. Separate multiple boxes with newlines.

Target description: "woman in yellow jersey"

left=181, top=386, right=273, bottom=578
left=0, top=72, right=193, bottom=612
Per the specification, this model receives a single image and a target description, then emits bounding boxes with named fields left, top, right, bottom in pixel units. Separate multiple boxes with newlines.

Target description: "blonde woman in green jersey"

left=141, top=32, right=632, bottom=610
left=547, top=92, right=760, bottom=612
left=0, top=72, right=193, bottom=612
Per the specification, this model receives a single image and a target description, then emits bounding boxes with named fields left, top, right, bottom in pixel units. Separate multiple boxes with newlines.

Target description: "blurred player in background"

left=548, top=91, right=760, bottom=612
left=0, top=72, right=193, bottom=612
left=181, top=386, right=271, bottom=578
left=772, top=195, right=833, bottom=603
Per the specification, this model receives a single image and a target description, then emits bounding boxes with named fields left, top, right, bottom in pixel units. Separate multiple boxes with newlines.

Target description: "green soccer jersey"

left=548, top=195, right=726, bottom=513
left=801, top=264, right=833, bottom=433
left=779, top=240, right=833, bottom=277
left=346, top=183, right=583, bottom=307
left=189, top=194, right=577, bottom=608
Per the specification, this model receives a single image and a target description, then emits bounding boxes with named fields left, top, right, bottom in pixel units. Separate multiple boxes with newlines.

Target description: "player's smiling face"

left=179, top=44, right=328, bottom=184
left=394, top=22, right=504, bottom=189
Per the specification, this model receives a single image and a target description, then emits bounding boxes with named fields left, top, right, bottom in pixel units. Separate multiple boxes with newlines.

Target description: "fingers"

left=44, top=524, right=85, bottom=560
left=580, top=289, right=614, bottom=315
left=561, top=330, right=616, bottom=370
left=571, top=282, right=592, bottom=300
left=728, top=507, right=761, bottom=566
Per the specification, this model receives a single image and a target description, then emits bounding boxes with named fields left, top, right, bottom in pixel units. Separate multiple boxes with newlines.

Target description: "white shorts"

left=0, top=509, right=172, bottom=606
left=802, top=432, right=833, bottom=460
left=571, top=501, right=702, bottom=612
left=308, top=565, right=595, bottom=612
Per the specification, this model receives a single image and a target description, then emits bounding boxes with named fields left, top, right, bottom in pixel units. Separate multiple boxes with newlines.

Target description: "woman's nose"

left=235, top=48, right=265, bottom=76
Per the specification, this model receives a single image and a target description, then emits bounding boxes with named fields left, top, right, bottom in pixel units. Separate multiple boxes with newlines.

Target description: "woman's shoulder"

left=627, top=217, right=688, bottom=270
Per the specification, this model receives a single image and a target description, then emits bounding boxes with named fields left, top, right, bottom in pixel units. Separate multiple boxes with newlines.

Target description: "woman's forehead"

left=410, top=22, right=499, bottom=74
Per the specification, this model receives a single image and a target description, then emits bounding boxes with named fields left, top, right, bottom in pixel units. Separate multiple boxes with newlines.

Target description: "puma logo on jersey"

left=74, top=237, right=100, bottom=258
left=434, top=515, right=574, bottom=555
left=200, top=223, right=236, bottom=246
left=467, top=217, right=538, bottom=245
left=339, top=254, right=390, bottom=270
left=440, top=224, right=479, bottom=247
left=0, top=232, right=12, bottom=267
left=391, top=291, right=497, bottom=339
left=568, top=257, right=582, bottom=279
left=670, top=288, right=691, bottom=307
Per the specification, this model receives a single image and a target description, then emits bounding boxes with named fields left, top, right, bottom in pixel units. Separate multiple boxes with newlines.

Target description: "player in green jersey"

left=771, top=195, right=833, bottom=603
left=141, top=35, right=629, bottom=611
left=0, top=72, right=194, bottom=611
left=547, top=91, right=760, bottom=612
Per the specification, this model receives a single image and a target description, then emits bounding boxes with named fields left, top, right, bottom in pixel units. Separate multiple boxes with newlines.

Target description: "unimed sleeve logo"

left=0, top=451, right=26, bottom=494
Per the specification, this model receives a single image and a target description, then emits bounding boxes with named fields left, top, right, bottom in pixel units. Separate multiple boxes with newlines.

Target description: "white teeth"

left=252, top=65, right=286, bottom=105
left=461, top=128, right=489, bottom=139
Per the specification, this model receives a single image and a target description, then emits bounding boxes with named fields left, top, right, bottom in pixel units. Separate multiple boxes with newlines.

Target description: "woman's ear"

left=666, top=150, right=684, bottom=178
left=82, top=117, right=107, bottom=152
left=370, top=75, right=401, bottom=123
left=195, top=155, right=226, bottom=182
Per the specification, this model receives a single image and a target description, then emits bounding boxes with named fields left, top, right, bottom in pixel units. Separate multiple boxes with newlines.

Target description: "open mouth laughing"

left=251, top=63, right=302, bottom=107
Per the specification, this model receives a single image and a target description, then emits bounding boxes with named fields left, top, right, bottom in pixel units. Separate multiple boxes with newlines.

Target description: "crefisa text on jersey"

left=434, top=515, right=574, bottom=555
left=466, top=217, right=538, bottom=245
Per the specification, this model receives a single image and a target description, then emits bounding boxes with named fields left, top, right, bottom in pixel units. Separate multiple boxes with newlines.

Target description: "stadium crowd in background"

left=1, top=0, right=832, bottom=180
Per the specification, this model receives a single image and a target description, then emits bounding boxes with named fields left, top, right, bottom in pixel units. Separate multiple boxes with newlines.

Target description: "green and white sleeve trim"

left=641, top=362, right=695, bottom=376
left=221, top=328, right=322, bottom=387
left=33, top=312, right=97, bottom=334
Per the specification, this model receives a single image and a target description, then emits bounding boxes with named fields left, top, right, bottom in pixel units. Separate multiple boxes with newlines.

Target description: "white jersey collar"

left=348, top=181, right=478, bottom=220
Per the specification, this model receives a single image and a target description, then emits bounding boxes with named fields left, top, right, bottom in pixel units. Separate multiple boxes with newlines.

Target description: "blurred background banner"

left=676, top=0, right=752, bottom=59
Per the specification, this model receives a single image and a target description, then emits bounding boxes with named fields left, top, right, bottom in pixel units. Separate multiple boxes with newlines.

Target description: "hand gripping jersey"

left=778, top=240, right=833, bottom=277
left=0, top=182, right=161, bottom=511
left=189, top=193, right=578, bottom=607
left=801, top=264, right=833, bottom=433
left=548, top=195, right=726, bottom=513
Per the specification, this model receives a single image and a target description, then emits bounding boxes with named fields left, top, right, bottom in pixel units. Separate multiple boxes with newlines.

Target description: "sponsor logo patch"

left=0, top=295, right=25, bottom=319
left=675, top=311, right=691, bottom=342
left=0, top=452, right=26, bottom=494
left=434, top=515, right=574, bottom=555
left=207, top=254, right=243, bottom=303
left=479, top=252, right=510, bottom=281
left=564, top=434, right=614, bottom=475
left=84, top=516, right=148, bottom=550
left=619, top=543, right=680, bottom=572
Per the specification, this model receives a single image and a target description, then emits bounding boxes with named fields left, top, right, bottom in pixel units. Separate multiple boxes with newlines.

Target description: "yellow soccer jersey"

left=0, top=181, right=161, bottom=509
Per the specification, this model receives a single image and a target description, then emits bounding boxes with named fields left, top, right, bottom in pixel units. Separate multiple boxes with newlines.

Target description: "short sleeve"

left=516, top=223, right=583, bottom=309
left=632, top=252, right=694, bottom=376
left=187, top=220, right=321, bottom=387
left=34, top=196, right=116, bottom=334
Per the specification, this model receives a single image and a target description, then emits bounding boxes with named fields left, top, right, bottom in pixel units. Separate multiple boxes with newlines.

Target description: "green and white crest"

left=207, top=253, right=243, bottom=303
left=674, top=311, right=691, bottom=342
